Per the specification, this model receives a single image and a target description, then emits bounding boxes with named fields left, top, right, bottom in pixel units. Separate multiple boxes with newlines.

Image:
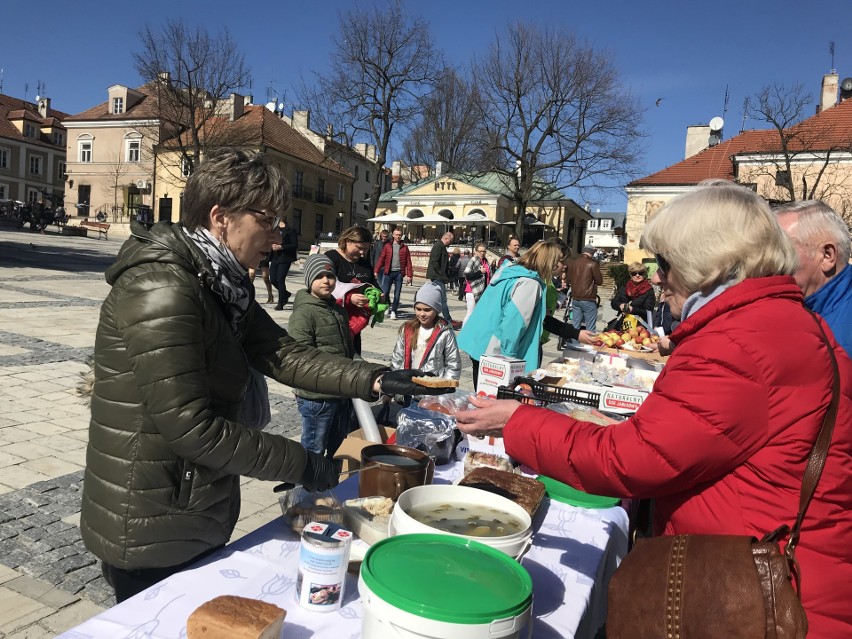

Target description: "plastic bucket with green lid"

left=538, top=474, right=621, bottom=509
left=359, top=534, right=533, bottom=639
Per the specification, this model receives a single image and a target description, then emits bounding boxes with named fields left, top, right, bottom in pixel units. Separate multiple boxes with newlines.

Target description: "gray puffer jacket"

left=81, top=221, right=385, bottom=570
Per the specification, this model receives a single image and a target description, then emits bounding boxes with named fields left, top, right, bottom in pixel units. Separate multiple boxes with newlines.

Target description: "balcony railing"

left=293, top=185, right=314, bottom=200
left=315, top=191, right=334, bottom=205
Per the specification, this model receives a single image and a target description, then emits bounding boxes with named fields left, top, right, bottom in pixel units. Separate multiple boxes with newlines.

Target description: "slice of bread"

left=411, top=376, right=460, bottom=388
left=186, top=595, right=286, bottom=639
left=459, top=467, right=546, bottom=517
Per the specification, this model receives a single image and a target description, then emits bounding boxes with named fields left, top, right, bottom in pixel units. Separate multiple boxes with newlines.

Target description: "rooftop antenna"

left=740, top=97, right=750, bottom=133
left=23, top=82, right=28, bottom=102
left=830, top=41, right=836, bottom=73
left=0, top=68, right=4, bottom=94
left=721, top=85, right=730, bottom=119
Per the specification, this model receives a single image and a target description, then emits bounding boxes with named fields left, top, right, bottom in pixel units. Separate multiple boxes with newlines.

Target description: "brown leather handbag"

left=607, top=314, right=840, bottom=639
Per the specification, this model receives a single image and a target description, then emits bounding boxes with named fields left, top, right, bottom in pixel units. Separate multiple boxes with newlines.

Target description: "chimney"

left=293, top=110, right=310, bottom=131
left=685, top=125, right=712, bottom=158
left=326, top=124, right=333, bottom=138
left=818, top=72, right=839, bottom=113
left=157, top=71, right=171, bottom=84
left=435, top=160, right=446, bottom=177
left=229, top=93, right=244, bottom=122
left=37, top=97, right=51, bottom=118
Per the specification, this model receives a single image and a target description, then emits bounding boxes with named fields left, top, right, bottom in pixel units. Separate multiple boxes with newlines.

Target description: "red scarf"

left=625, top=277, right=652, bottom=298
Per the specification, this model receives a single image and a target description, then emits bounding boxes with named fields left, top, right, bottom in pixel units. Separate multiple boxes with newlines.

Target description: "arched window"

left=78, top=134, right=94, bottom=163
left=124, top=132, right=142, bottom=163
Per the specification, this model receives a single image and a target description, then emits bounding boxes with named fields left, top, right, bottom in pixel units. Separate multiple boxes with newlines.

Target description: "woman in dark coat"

left=611, top=261, right=656, bottom=320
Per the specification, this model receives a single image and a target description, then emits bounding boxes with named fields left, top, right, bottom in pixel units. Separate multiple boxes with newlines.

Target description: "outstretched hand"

left=455, top=396, right=522, bottom=439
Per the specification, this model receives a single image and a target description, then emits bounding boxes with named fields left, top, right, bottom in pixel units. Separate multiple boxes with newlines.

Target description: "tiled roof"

left=630, top=98, right=852, bottom=187
left=166, top=105, right=352, bottom=178
left=65, top=83, right=161, bottom=121
left=0, top=93, right=69, bottom=148
left=590, top=211, right=626, bottom=226
left=628, top=130, right=776, bottom=186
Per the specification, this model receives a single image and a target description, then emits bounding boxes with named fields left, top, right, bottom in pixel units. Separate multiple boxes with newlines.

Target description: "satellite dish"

left=841, top=78, right=852, bottom=95
left=265, top=101, right=276, bottom=111
left=709, top=116, right=725, bottom=132
left=35, top=95, right=40, bottom=102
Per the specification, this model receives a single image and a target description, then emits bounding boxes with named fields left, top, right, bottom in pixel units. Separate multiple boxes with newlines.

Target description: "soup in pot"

left=407, top=502, right=526, bottom=537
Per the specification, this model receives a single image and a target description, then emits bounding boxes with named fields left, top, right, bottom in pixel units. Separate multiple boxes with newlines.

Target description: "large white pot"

left=389, top=484, right=533, bottom=558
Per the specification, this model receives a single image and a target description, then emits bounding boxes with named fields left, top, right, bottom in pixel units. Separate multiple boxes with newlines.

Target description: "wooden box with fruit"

left=596, top=325, right=659, bottom=351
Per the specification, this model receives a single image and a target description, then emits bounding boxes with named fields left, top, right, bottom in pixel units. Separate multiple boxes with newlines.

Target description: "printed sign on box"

left=476, top=354, right=526, bottom=398
left=598, top=387, right=648, bottom=413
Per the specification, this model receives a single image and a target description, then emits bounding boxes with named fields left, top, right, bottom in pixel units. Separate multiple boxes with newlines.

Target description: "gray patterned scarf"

left=182, top=225, right=254, bottom=339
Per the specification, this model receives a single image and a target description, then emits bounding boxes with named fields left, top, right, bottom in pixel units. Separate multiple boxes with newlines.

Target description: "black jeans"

left=269, top=260, right=293, bottom=304
left=101, top=545, right=224, bottom=603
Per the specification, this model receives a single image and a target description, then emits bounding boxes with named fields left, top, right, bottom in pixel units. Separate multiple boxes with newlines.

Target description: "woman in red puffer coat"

left=456, top=181, right=852, bottom=636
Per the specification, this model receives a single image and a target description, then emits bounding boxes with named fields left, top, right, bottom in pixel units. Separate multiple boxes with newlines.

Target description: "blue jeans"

left=375, top=269, right=386, bottom=291
left=382, top=270, right=403, bottom=313
left=430, top=279, right=453, bottom=322
left=296, top=397, right=351, bottom=458
left=572, top=299, right=598, bottom=331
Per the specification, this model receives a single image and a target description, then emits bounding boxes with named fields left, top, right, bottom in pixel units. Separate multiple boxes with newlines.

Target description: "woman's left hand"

left=578, top=330, right=599, bottom=345
left=455, top=396, right=522, bottom=439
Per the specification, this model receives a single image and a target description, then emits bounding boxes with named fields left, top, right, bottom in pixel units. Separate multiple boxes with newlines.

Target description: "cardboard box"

left=477, top=354, right=526, bottom=398
left=560, top=381, right=650, bottom=415
left=334, top=426, right=396, bottom=477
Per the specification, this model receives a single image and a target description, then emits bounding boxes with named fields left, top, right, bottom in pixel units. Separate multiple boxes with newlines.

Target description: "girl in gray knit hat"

left=387, top=283, right=462, bottom=407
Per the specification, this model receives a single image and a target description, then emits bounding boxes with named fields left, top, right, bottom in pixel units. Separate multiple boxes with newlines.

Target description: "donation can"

left=296, top=521, right=352, bottom=612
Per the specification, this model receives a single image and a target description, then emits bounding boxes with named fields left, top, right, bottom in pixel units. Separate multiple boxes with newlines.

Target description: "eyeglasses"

left=655, top=254, right=670, bottom=277
left=476, top=249, right=487, bottom=254
left=629, top=271, right=645, bottom=277
left=246, top=207, right=281, bottom=231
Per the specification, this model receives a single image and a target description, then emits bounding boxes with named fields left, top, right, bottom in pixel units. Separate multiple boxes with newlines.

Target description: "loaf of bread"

left=186, top=595, right=286, bottom=639
left=411, top=376, right=459, bottom=388
left=459, top=467, right=546, bottom=517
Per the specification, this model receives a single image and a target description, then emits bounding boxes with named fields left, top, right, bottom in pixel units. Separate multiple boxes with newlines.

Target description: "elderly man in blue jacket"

left=776, top=200, right=852, bottom=357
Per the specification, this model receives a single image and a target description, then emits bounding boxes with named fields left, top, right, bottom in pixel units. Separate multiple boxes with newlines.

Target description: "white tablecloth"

left=58, top=464, right=628, bottom=639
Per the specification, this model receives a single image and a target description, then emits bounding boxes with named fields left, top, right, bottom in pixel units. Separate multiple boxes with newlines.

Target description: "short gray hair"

left=774, top=200, right=851, bottom=265
left=640, top=180, right=798, bottom=294
left=181, top=148, right=290, bottom=231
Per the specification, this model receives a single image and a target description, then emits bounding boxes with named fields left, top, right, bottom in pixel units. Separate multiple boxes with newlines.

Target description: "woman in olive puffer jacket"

left=82, top=149, right=444, bottom=602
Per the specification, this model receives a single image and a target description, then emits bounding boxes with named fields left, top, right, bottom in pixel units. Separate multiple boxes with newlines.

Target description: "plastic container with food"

left=278, top=486, right=344, bottom=534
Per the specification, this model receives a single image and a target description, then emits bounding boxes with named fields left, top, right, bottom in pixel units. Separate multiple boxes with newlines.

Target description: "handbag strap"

left=785, top=310, right=841, bottom=558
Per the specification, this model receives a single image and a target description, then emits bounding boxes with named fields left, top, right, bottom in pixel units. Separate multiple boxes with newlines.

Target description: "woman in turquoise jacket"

left=458, top=239, right=564, bottom=386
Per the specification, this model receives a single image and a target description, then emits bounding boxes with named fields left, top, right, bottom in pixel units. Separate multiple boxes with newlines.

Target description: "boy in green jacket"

left=287, top=254, right=356, bottom=458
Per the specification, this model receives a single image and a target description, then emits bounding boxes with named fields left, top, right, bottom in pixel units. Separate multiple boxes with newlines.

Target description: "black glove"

left=543, top=315, right=580, bottom=341
left=380, top=369, right=454, bottom=396
left=300, top=451, right=340, bottom=492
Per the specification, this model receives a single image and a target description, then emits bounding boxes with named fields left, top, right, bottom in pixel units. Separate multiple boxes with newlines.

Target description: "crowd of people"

left=81, top=150, right=851, bottom=634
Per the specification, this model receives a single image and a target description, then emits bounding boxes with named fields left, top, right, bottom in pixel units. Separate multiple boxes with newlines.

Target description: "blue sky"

left=3, top=0, right=850, bottom=211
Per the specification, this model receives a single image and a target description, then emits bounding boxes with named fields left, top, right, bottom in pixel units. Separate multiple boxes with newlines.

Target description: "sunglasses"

left=630, top=271, right=645, bottom=276
left=246, top=207, right=281, bottom=230
left=655, top=254, right=670, bottom=276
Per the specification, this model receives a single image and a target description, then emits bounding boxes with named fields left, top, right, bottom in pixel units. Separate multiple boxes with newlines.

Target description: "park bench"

left=80, top=220, right=110, bottom=240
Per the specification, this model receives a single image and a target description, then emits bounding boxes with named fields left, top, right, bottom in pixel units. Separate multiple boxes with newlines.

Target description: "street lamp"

left=338, top=210, right=345, bottom=235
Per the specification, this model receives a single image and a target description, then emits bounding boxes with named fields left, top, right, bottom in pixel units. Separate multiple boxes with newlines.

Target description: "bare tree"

left=298, top=0, right=443, bottom=216
left=746, top=82, right=852, bottom=205
left=102, top=154, right=129, bottom=221
left=473, top=23, right=644, bottom=239
left=133, top=20, right=252, bottom=179
left=400, top=68, right=496, bottom=175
